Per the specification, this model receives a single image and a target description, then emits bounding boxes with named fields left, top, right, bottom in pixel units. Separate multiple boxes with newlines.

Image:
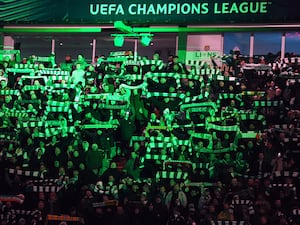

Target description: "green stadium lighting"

left=112, top=33, right=154, bottom=47
left=114, top=21, right=133, bottom=33
left=140, top=34, right=152, bottom=47
left=114, top=35, right=125, bottom=47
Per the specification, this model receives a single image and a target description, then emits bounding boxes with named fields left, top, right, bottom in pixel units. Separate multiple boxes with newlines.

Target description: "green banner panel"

left=0, top=0, right=299, bottom=25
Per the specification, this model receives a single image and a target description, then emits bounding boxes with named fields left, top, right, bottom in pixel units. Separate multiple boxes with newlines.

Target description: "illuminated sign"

left=186, top=51, right=222, bottom=61
left=89, top=2, right=270, bottom=16
left=0, top=0, right=298, bottom=25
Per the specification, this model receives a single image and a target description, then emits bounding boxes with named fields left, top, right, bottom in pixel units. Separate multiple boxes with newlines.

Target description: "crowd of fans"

left=0, top=49, right=299, bottom=225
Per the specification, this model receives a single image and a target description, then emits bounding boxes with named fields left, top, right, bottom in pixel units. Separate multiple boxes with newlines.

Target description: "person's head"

left=258, top=152, right=265, bottom=161
left=5, top=95, right=12, bottom=103
left=40, top=162, right=47, bottom=172
left=38, top=63, right=45, bottom=70
left=223, top=202, right=230, bottom=210
left=188, top=80, right=195, bottom=88
left=169, top=86, right=176, bottom=93
left=168, top=55, right=174, bottom=62
left=133, top=142, right=140, bottom=151
left=0, top=80, right=7, bottom=88
left=39, top=141, right=45, bottom=148
left=85, top=189, right=93, bottom=198
left=54, top=147, right=61, bottom=156
left=49, top=192, right=57, bottom=201
left=150, top=113, right=157, bottom=121
left=77, top=54, right=84, bottom=61
left=230, top=99, right=236, bottom=107
left=197, top=141, right=204, bottom=149
left=133, top=65, right=139, bottom=73
left=73, top=170, right=79, bottom=178
left=173, top=183, right=180, bottom=193
left=2, top=59, right=10, bottom=67
left=30, top=92, right=37, bottom=100
left=88, top=64, right=94, bottom=71
left=67, top=144, right=74, bottom=152
left=92, top=143, right=98, bottom=151
left=27, top=137, right=33, bottom=145
left=153, top=53, right=160, bottom=60
left=224, top=133, right=230, bottom=140
left=173, top=63, right=180, bottom=72
left=92, top=102, right=98, bottom=110
left=73, top=150, right=79, bottom=158
left=17, top=218, right=26, bottom=225
left=236, top=152, right=243, bottom=160
left=224, top=153, right=231, bottom=161
left=274, top=199, right=282, bottom=208
left=155, top=195, right=162, bottom=204
left=164, top=97, right=170, bottom=103
left=108, top=175, right=115, bottom=183
left=160, top=77, right=167, bottom=84
left=102, top=83, right=110, bottom=92
left=79, top=163, right=85, bottom=171
left=133, top=207, right=141, bottom=214
left=67, top=161, right=74, bottom=169
left=181, top=78, right=189, bottom=86
left=240, top=83, right=247, bottom=90
left=131, top=151, right=137, bottom=159
left=132, top=183, right=139, bottom=192
left=65, top=55, right=72, bottom=62
left=116, top=206, right=124, bottom=215
left=75, top=63, right=82, bottom=70
left=259, top=215, right=268, bottom=225
left=275, top=87, right=282, bottom=96
left=58, top=166, right=65, bottom=176
left=219, top=81, right=225, bottom=88
left=247, top=141, right=254, bottom=149
left=85, top=112, right=92, bottom=119
left=37, top=200, right=45, bottom=210
left=159, top=185, right=166, bottom=193
left=208, top=203, right=216, bottom=213
left=90, top=86, right=98, bottom=94
left=82, top=141, right=89, bottom=149
left=209, top=153, right=216, bottom=161
left=110, top=162, right=117, bottom=169
left=173, top=56, right=179, bottom=63
left=62, top=92, right=69, bottom=101
left=231, top=178, right=238, bottom=186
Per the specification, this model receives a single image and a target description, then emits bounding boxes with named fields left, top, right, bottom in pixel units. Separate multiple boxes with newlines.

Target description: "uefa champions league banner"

left=0, top=0, right=299, bottom=25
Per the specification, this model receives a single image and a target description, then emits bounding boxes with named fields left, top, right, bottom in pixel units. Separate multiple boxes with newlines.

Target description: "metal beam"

left=1, top=26, right=102, bottom=33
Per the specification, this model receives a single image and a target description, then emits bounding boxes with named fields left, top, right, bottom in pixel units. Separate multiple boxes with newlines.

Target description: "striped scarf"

left=0, top=194, right=25, bottom=204
left=155, top=171, right=188, bottom=180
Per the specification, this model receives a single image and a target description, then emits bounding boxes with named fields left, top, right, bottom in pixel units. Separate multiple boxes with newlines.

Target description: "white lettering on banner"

left=181, top=3, right=191, bottom=14
left=157, top=4, right=167, bottom=14
left=186, top=51, right=221, bottom=60
left=90, top=4, right=124, bottom=15
left=127, top=3, right=207, bottom=15
left=100, top=4, right=108, bottom=14
left=90, top=2, right=270, bottom=16
left=168, top=4, right=176, bottom=14
left=214, top=2, right=269, bottom=14
left=186, top=51, right=222, bottom=67
left=147, top=4, right=155, bottom=14
left=128, top=4, right=137, bottom=15
left=137, top=4, right=147, bottom=15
